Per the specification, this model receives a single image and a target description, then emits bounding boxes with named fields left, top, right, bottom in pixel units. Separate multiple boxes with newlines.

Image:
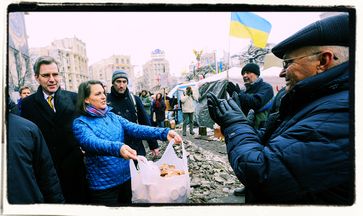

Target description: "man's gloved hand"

left=226, top=82, right=241, bottom=96
left=207, top=92, right=247, bottom=130
left=231, top=91, right=242, bottom=110
left=246, top=109, right=255, bottom=126
left=232, top=92, right=255, bottom=126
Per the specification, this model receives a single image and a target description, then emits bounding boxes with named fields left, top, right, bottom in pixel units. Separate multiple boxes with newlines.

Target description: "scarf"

left=245, top=77, right=262, bottom=90
left=85, top=104, right=110, bottom=117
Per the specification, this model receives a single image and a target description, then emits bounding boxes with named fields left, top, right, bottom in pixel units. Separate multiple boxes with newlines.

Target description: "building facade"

left=8, top=12, right=35, bottom=101
left=30, top=37, right=90, bottom=92
left=141, top=49, right=171, bottom=93
left=89, top=55, right=134, bottom=93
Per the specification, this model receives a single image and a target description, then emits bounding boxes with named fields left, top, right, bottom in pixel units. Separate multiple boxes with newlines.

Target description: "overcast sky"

left=23, top=11, right=323, bottom=76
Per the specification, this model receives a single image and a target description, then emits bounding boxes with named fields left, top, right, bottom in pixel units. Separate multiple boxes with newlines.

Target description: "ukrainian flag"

left=229, top=12, right=272, bottom=48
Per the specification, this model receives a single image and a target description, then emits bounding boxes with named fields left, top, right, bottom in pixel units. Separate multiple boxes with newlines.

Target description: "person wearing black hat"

left=226, top=63, right=274, bottom=196
left=107, top=70, right=160, bottom=157
left=207, top=13, right=353, bottom=204
left=226, top=62, right=274, bottom=129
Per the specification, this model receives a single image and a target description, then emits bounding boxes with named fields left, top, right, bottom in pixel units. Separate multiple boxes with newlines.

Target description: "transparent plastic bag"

left=129, top=140, right=190, bottom=203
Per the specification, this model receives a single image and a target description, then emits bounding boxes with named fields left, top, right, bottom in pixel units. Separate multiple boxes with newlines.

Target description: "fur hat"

left=112, top=70, right=128, bottom=83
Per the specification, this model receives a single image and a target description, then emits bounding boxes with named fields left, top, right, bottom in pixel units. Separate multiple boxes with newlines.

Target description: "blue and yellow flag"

left=229, top=12, right=272, bottom=48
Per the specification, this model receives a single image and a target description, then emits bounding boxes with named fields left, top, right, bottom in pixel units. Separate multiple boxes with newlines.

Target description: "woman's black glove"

left=226, top=82, right=241, bottom=96
left=207, top=92, right=247, bottom=129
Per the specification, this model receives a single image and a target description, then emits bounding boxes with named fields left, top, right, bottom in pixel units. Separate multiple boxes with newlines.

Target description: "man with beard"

left=107, top=70, right=160, bottom=157
left=226, top=63, right=274, bottom=129
left=226, top=63, right=274, bottom=196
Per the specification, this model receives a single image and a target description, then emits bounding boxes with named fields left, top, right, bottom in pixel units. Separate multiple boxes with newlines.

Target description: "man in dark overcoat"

left=8, top=104, right=65, bottom=204
left=21, top=56, right=89, bottom=204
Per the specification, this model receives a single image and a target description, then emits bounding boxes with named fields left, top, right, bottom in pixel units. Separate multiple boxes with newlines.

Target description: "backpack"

left=129, top=92, right=138, bottom=124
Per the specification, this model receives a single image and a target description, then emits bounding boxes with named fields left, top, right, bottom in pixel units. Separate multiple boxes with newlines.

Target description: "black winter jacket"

left=7, top=113, right=65, bottom=204
left=224, top=62, right=353, bottom=204
left=107, top=87, right=158, bottom=156
left=238, top=78, right=274, bottom=115
left=21, top=86, right=89, bottom=204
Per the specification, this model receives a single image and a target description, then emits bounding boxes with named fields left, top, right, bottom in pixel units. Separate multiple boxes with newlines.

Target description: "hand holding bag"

left=129, top=140, right=190, bottom=203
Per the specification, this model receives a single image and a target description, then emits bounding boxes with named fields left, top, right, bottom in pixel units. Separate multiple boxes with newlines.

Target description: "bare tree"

left=233, top=42, right=272, bottom=65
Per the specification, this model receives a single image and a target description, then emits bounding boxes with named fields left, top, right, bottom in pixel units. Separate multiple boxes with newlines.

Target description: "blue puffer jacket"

left=224, top=62, right=353, bottom=204
left=73, top=110, right=169, bottom=190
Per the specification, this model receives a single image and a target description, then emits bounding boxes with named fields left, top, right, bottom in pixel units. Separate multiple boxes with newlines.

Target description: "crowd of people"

left=7, top=13, right=353, bottom=206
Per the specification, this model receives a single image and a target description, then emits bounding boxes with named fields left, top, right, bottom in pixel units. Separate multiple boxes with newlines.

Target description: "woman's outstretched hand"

left=120, top=144, right=138, bottom=160
left=167, top=130, right=182, bottom=144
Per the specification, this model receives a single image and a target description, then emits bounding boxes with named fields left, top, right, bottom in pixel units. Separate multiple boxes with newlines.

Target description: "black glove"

left=226, top=82, right=241, bottom=96
left=231, top=91, right=242, bottom=110
left=246, top=109, right=255, bottom=126
left=207, top=92, right=247, bottom=130
left=232, top=92, right=255, bottom=126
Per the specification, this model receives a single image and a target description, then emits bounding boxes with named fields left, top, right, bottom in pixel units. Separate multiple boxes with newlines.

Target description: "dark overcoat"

left=225, top=63, right=353, bottom=204
left=7, top=113, right=64, bottom=204
left=21, top=86, right=89, bottom=204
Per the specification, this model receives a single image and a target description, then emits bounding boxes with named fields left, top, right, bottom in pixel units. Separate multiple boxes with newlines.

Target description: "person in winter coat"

left=151, top=93, right=166, bottom=127
left=21, top=56, right=89, bottom=204
left=7, top=101, right=64, bottom=204
left=207, top=14, right=353, bottom=205
left=107, top=70, right=159, bottom=157
left=226, top=63, right=274, bottom=129
left=180, top=86, right=196, bottom=136
left=17, top=86, right=31, bottom=115
left=72, top=80, right=182, bottom=206
left=140, top=90, right=152, bottom=116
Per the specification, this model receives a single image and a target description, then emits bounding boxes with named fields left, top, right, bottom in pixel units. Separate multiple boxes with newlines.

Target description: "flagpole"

left=227, top=12, right=232, bottom=82
left=214, top=50, right=217, bottom=74
left=227, top=38, right=231, bottom=81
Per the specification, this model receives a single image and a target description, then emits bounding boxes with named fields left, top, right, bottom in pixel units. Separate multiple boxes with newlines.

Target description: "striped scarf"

left=85, top=104, right=110, bottom=117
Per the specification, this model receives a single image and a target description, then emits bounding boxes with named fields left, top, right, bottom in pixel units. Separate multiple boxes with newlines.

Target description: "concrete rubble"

left=147, top=138, right=244, bottom=204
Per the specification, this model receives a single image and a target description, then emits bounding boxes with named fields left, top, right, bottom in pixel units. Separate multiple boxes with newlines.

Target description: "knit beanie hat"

left=112, top=70, right=128, bottom=83
left=241, top=63, right=260, bottom=76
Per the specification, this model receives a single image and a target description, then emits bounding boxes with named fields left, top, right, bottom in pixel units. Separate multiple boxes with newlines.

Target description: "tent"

left=169, top=66, right=285, bottom=128
left=167, top=82, right=199, bottom=124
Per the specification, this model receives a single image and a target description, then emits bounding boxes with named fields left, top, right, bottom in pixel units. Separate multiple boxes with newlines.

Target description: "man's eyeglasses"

left=282, top=52, right=322, bottom=69
left=282, top=52, right=339, bottom=69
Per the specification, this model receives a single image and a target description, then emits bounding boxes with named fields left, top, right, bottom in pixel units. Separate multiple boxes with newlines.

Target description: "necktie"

left=47, top=95, right=54, bottom=110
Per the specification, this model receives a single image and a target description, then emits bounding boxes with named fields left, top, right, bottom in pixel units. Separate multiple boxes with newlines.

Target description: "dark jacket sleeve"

left=238, top=82, right=273, bottom=115
left=32, top=124, right=65, bottom=203
left=223, top=97, right=350, bottom=203
left=135, top=96, right=159, bottom=150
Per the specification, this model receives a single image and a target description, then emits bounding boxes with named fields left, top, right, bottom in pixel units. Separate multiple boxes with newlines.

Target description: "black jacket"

left=107, top=87, right=158, bottom=156
left=21, top=86, right=89, bottom=204
left=225, top=63, right=353, bottom=204
left=238, top=78, right=274, bottom=115
left=7, top=113, right=65, bottom=204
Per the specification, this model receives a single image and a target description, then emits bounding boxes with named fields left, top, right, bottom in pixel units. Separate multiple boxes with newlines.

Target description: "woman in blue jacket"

left=73, top=80, right=182, bottom=206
